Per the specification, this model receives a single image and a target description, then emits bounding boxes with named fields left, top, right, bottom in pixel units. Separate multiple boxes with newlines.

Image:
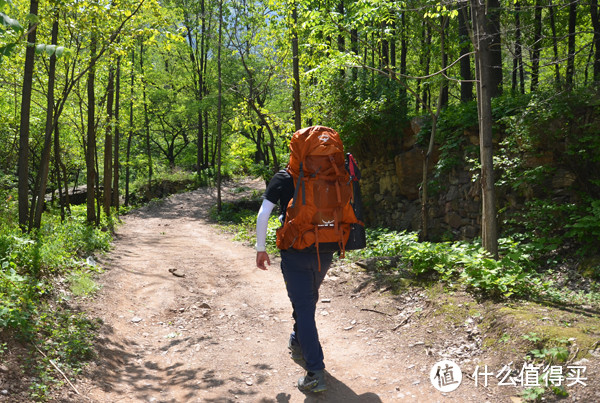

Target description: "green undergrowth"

left=210, top=197, right=280, bottom=255
left=1, top=205, right=113, bottom=400
left=348, top=228, right=550, bottom=300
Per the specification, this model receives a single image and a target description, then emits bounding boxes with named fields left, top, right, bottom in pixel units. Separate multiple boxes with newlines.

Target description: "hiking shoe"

left=298, top=370, right=327, bottom=393
left=288, top=337, right=305, bottom=367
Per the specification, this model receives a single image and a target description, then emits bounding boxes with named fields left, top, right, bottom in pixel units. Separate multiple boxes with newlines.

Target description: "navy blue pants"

left=280, top=249, right=333, bottom=372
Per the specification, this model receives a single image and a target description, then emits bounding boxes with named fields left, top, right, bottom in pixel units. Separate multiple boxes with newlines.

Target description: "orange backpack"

left=276, top=126, right=360, bottom=260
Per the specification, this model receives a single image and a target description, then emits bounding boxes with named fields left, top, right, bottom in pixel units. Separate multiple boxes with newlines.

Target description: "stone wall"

left=353, top=118, right=484, bottom=240
left=353, top=115, right=588, bottom=241
left=359, top=152, right=482, bottom=240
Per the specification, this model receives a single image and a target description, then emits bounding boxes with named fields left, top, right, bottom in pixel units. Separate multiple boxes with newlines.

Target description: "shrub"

left=353, top=228, right=544, bottom=298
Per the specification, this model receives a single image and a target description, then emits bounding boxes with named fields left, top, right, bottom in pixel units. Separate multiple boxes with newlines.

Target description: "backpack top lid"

left=287, top=126, right=344, bottom=177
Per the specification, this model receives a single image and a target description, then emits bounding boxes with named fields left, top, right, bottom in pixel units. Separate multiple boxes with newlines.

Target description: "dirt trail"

left=69, top=179, right=510, bottom=403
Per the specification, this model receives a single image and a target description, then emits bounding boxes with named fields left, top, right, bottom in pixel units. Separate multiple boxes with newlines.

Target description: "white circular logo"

left=430, top=360, right=462, bottom=392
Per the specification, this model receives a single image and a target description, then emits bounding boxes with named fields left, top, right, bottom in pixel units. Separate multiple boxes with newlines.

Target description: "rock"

left=131, top=317, right=143, bottom=323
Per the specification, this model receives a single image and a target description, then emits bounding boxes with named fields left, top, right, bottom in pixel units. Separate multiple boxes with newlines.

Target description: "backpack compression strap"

left=291, top=162, right=305, bottom=208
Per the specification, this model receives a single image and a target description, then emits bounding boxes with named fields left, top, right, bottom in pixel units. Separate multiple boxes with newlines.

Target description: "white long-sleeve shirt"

left=255, top=199, right=276, bottom=252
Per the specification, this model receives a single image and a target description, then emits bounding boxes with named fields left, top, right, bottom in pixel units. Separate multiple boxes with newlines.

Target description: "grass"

left=1, top=203, right=112, bottom=401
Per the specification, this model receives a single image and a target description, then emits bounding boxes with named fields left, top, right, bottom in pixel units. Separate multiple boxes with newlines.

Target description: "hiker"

left=255, top=125, right=361, bottom=393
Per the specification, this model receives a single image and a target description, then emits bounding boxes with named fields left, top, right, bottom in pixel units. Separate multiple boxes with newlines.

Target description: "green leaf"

left=44, top=44, right=56, bottom=55
left=25, top=13, right=39, bottom=24
left=35, top=44, right=46, bottom=54
left=0, top=12, right=23, bottom=33
left=0, top=43, right=17, bottom=58
left=34, top=44, right=67, bottom=58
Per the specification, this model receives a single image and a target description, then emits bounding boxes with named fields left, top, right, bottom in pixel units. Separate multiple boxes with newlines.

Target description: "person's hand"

left=256, top=251, right=270, bottom=270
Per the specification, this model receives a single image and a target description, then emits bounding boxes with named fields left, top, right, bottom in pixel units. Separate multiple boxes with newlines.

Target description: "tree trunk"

left=421, top=23, right=431, bottom=111
left=549, top=0, right=561, bottom=87
left=140, top=39, right=153, bottom=187
left=54, top=124, right=64, bottom=220
left=351, top=28, right=358, bottom=81
left=94, top=126, right=101, bottom=226
left=380, top=20, right=389, bottom=69
left=204, top=110, right=210, bottom=168
left=420, top=88, right=444, bottom=241
left=113, top=56, right=121, bottom=209
left=103, top=67, right=115, bottom=217
left=86, top=30, right=98, bottom=225
left=292, top=2, right=301, bottom=130
left=458, top=3, right=473, bottom=102
left=439, top=16, right=448, bottom=108
left=566, top=1, right=577, bottom=89
left=591, top=0, right=600, bottom=81
left=487, top=0, right=503, bottom=97
left=18, top=0, right=39, bottom=231
left=125, top=48, right=134, bottom=206
left=55, top=125, right=70, bottom=218
left=513, top=1, right=524, bottom=94
left=399, top=13, right=407, bottom=84
left=32, top=14, right=59, bottom=230
left=338, top=1, right=345, bottom=76
left=216, top=0, right=223, bottom=212
left=531, top=0, right=542, bottom=91
left=471, top=0, right=498, bottom=258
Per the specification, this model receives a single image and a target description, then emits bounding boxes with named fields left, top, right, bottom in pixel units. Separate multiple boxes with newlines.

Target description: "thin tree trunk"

left=201, top=0, right=212, bottom=170
left=103, top=67, right=115, bottom=217
left=471, top=0, right=498, bottom=258
left=86, top=29, right=98, bottom=225
left=422, top=24, right=431, bottom=111
left=549, top=0, right=561, bottom=87
left=513, top=1, right=524, bottom=94
left=351, top=28, right=358, bottom=81
left=338, top=1, right=345, bottom=76
left=531, top=0, right=542, bottom=91
left=566, top=1, right=577, bottom=89
left=292, top=2, right=301, bottom=130
left=140, top=38, right=153, bottom=187
left=381, top=21, right=389, bottom=69
left=439, top=16, right=448, bottom=108
left=421, top=88, right=444, bottom=241
left=125, top=48, right=134, bottom=206
left=458, top=3, right=473, bottom=102
left=55, top=125, right=70, bottom=217
left=216, top=0, right=223, bottom=212
left=204, top=110, right=209, bottom=168
left=32, top=14, right=59, bottom=229
left=113, top=56, right=121, bottom=209
left=399, top=13, right=407, bottom=110
left=487, top=0, right=503, bottom=97
left=54, top=124, right=64, bottom=220
left=18, top=0, right=39, bottom=231
left=591, top=0, right=600, bottom=81
left=94, top=125, right=101, bottom=226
